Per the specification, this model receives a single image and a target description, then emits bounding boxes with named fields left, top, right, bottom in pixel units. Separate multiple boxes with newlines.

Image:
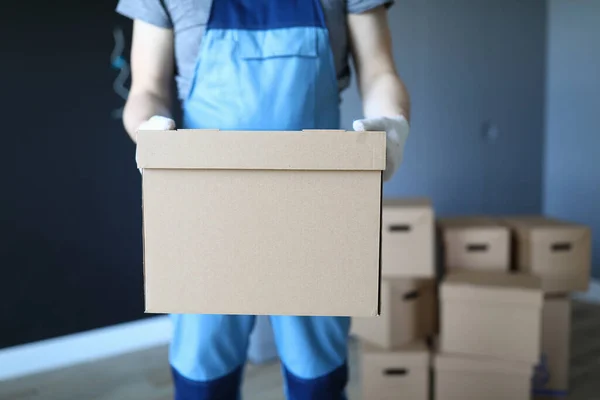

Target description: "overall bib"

left=170, top=0, right=350, bottom=399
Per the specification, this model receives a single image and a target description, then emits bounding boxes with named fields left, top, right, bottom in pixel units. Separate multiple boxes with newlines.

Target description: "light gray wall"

left=341, top=0, right=547, bottom=216
left=544, top=0, right=600, bottom=277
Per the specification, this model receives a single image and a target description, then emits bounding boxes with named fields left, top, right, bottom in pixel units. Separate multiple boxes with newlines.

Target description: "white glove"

left=136, top=116, right=176, bottom=174
left=353, top=115, right=410, bottom=182
left=137, top=115, right=176, bottom=132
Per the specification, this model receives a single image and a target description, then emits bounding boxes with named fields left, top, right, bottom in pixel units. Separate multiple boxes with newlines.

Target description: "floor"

left=2, top=299, right=600, bottom=400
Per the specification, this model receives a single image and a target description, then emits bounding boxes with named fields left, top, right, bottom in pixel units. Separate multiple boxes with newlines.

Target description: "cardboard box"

left=362, top=341, right=431, bottom=400
left=136, top=129, right=385, bottom=316
left=440, top=270, right=543, bottom=363
left=435, top=353, right=534, bottom=400
left=381, top=198, right=435, bottom=277
left=501, top=216, right=591, bottom=293
left=438, top=217, right=510, bottom=272
left=351, top=278, right=437, bottom=349
left=533, top=296, right=571, bottom=398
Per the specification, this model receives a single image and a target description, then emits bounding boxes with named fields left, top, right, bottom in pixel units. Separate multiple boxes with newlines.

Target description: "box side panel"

left=533, top=296, right=571, bottom=395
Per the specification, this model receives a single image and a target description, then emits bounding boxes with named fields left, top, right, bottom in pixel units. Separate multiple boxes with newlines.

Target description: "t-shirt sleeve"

left=347, top=0, right=394, bottom=14
left=116, top=0, right=172, bottom=29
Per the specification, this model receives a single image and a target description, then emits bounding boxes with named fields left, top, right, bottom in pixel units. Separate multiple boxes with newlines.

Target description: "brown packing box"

left=501, top=216, right=591, bottom=293
left=438, top=217, right=510, bottom=272
left=435, top=353, right=534, bottom=400
left=361, top=341, right=431, bottom=400
left=533, top=296, right=571, bottom=399
left=381, top=198, right=435, bottom=277
left=351, top=278, right=437, bottom=349
left=136, top=129, right=386, bottom=316
left=440, top=270, right=543, bottom=364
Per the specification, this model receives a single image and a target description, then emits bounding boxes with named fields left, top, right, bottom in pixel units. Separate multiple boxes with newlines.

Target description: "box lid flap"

left=435, top=353, right=533, bottom=375
left=441, top=271, right=542, bottom=306
left=500, top=216, right=590, bottom=243
left=136, top=129, right=386, bottom=171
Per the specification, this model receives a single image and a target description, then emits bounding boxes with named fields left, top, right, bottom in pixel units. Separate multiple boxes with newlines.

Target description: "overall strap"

left=159, top=0, right=173, bottom=27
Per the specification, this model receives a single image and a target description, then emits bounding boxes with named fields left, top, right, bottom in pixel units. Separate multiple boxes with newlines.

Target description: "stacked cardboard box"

left=436, top=270, right=543, bottom=400
left=436, top=218, right=543, bottom=400
left=500, top=216, right=591, bottom=399
left=352, top=198, right=436, bottom=400
left=435, top=216, right=591, bottom=400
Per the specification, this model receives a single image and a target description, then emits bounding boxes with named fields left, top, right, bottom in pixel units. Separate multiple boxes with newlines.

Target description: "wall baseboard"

left=0, top=316, right=172, bottom=382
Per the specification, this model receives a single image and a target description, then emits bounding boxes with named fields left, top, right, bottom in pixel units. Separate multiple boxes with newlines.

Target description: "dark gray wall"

left=544, top=0, right=600, bottom=277
left=341, top=0, right=547, bottom=217
left=2, top=1, right=148, bottom=350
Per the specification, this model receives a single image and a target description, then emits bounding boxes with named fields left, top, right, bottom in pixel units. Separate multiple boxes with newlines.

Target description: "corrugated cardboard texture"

left=441, top=271, right=543, bottom=363
left=381, top=198, right=435, bottom=277
left=362, top=341, right=430, bottom=400
left=351, top=278, right=436, bottom=349
left=435, top=353, right=533, bottom=400
left=533, top=296, right=571, bottom=398
left=501, top=216, right=591, bottom=293
left=138, top=130, right=385, bottom=316
left=438, top=217, right=510, bottom=272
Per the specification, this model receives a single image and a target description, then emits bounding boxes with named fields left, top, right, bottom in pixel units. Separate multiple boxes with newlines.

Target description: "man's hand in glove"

left=353, top=115, right=410, bottom=182
left=137, top=115, right=176, bottom=133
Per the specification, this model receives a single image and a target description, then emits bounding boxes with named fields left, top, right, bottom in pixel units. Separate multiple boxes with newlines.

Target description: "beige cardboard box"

left=362, top=341, right=431, bottom=400
left=136, top=129, right=385, bottom=316
left=501, top=216, right=591, bottom=293
left=438, top=217, right=510, bottom=272
left=435, top=353, right=534, bottom=400
left=533, top=296, right=571, bottom=398
left=351, top=278, right=437, bottom=349
left=381, top=198, right=434, bottom=277
left=440, top=270, right=543, bottom=363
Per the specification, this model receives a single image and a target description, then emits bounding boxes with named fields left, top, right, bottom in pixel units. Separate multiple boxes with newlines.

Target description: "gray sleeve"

left=347, top=0, right=394, bottom=14
left=116, top=0, right=172, bottom=29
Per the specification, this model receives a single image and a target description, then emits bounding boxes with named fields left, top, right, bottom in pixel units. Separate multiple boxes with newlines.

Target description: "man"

left=116, top=0, right=410, bottom=399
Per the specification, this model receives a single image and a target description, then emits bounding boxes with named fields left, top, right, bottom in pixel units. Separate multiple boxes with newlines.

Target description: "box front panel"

left=436, top=371, right=530, bottom=400
left=352, top=279, right=436, bottom=348
left=142, top=169, right=381, bottom=316
left=531, top=232, right=591, bottom=293
left=444, top=230, right=510, bottom=271
left=381, top=208, right=434, bottom=277
left=362, top=352, right=429, bottom=400
left=441, top=302, right=541, bottom=364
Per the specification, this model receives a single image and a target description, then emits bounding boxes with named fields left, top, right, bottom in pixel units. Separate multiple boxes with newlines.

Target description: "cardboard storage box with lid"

left=533, top=295, right=571, bottom=399
left=351, top=278, right=437, bottom=349
left=435, top=353, right=534, bottom=400
left=440, top=270, right=543, bottom=364
left=438, top=217, right=510, bottom=272
left=136, top=129, right=386, bottom=316
left=361, top=340, right=431, bottom=400
left=380, top=198, right=435, bottom=277
left=500, top=216, right=591, bottom=293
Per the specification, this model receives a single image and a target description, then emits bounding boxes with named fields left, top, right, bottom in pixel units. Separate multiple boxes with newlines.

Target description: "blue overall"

left=170, top=0, right=350, bottom=399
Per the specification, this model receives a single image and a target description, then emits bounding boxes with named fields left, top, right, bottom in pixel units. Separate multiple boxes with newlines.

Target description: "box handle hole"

left=551, top=242, right=572, bottom=252
left=389, top=224, right=411, bottom=233
left=403, top=290, right=420, bottom=301
left=384, top=368, right=409, bottom=376
left=466, top=243, right=488, bottom=252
